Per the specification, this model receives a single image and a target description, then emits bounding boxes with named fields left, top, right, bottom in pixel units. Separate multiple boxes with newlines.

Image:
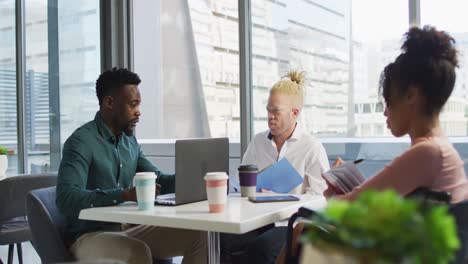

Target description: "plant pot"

left=300, top=243, right=361, bottom=264
left=300, top=240, right=393, bottom=264
left=0, top=154, right=7, bottom=179
left=301, top=242, right=407, bottom=264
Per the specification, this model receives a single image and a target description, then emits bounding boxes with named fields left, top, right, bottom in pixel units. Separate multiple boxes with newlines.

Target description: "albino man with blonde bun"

left=241, top=70, right=329, bottom=195
left=233, top=71, right=330, bottom=264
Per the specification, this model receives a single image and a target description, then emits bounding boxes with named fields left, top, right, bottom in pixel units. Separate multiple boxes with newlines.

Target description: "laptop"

left=155, top=137, right=229, bottom=206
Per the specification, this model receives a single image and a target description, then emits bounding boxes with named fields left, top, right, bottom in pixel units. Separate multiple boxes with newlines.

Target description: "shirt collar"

left=94, top=112, right=122, bottom=143
left=267, top=123, right=304, bottom=141
left=290, top=124, right=304, bottom=140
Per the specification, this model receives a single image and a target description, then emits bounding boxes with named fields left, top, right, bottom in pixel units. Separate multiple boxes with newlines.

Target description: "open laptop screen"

left=156, top=137, right=229, bottom=206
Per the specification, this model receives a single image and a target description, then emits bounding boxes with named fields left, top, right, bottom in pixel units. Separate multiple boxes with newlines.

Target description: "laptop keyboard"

left=155, top=193, right=176, bottom=205
left=155, top=199, right=175, bottom=205
left=157, top=193, right=175, bottom=200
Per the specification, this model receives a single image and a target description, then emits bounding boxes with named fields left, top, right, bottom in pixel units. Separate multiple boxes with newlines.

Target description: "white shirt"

left=241, top=125, right=330, bottom=195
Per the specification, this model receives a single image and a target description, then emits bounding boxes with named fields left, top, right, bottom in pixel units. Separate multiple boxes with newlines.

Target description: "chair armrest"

left=406, top=187, right=451, bottom=204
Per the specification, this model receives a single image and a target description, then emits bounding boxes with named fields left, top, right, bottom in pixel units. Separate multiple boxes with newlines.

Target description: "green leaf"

left=0, top=147, right=7, bottom=155
left=304, top=190, right=459, bottom=263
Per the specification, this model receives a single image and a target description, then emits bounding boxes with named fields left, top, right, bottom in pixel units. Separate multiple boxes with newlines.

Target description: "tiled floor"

left=0, top=243, right=183, bottom=264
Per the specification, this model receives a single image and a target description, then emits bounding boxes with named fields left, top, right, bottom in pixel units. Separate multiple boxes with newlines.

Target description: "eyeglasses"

left=266, top=107, right=289, bottom=115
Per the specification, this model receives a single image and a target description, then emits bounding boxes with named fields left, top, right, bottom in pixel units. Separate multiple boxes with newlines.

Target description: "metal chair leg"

left=7, top=244, right=13, bottom=264
left=17, top=243, right=23, bottom=264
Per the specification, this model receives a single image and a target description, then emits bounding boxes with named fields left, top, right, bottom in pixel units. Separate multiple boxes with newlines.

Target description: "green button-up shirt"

left=57, top=113, right=174, bottom=242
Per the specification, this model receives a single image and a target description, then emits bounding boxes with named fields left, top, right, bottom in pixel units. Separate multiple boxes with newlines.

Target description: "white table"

left=79, top=194, right=327, bottom=264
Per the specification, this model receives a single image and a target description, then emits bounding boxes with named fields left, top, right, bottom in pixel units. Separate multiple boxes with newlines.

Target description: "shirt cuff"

left=103, top=188, right=125, bottom=205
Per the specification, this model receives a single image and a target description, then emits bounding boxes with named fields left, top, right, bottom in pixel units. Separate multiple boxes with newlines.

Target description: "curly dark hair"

left=379, top=26, right=458, bottom=115
left=95, top=67, right=141, bottom=105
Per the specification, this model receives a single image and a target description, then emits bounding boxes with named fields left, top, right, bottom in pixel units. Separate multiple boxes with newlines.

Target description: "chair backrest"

left=0, top=173, right=57, bottom=222
left=449, top=200, right=468, bottom=264
left=406, top=187, right=452, bottom=205
left=26, top=187, right=74, bottom=263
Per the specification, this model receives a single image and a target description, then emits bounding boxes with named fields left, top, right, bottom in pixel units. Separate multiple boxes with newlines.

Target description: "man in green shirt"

left=57, top=68, right=206, bottom=264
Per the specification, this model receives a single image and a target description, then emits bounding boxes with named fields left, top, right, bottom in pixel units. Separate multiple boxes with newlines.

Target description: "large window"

left=0, top=0, right=100, bottom=174
left=4, top=0, right=468, bottom=176
left=351, top=0, right=408, bottom=137
left=251, top=0, right=408, bottom=138
left=25, top=0, right=52, bottom=173
left=55, top=1, right=101, bottom=140
left=422, top=0, right=468, bottom=136
left=134, top=0, right=241, bottom=141
left=25, top=0, right=100, bottom=173
left=0, top=0, right=18, bottom=174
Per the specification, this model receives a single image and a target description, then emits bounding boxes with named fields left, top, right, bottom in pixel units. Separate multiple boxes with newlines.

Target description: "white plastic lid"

left=204, top=171, right=228, bottom=181
left=134, top=172, right=157, bottom=180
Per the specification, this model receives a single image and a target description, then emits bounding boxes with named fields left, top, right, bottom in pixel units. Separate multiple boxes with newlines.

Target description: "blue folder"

left=256, top=158, right=303, bottom=193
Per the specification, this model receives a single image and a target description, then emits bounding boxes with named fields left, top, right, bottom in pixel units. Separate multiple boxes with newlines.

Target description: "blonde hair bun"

left=270, top=70, right=306, bottom=107
left=286, top=70, right=305, bottom=87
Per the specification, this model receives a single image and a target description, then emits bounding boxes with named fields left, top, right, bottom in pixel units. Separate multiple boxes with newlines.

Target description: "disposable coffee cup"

left=134, top=172, right=157, bottom=211
left=204, top=172, right=229, bottom=213
left=238, top=165, right=258, bottom=197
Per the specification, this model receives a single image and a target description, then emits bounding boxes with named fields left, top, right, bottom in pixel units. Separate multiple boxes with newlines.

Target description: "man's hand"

left=123, top=187, right=137, bottom=202
left=123, top=184, right=162, bottom=202
left=156, top=183, right=161, bottom=197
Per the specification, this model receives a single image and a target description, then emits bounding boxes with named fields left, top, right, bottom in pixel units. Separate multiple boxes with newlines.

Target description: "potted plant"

left=301, top=190, right=460, bottom=264
left=0, top=147, right=10, bottom=179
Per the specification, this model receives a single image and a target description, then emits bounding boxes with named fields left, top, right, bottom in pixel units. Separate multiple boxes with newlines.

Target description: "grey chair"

left=449, top=199, right=468, bottom=264
left=0, top=173, right=57, bottom=264
left=27, top=187, right=174, bottom=264
left=26, top=187, right=74, bottom=264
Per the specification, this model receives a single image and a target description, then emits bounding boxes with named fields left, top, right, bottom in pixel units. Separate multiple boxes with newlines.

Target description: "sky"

left=420, top=0, right=468, bottom=33
left=352, top=1, right=409, bottom=43
left=352, top=0, right=468, bottom=43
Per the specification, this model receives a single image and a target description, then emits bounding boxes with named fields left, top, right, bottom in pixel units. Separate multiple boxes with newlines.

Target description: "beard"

left=123, top=125, right=135, bottom=136
left=122, top=122, right=136, bottom=136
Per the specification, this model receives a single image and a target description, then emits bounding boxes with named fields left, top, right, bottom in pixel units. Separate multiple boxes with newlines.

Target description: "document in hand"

left=256, top=158, right=304, bottom=193
left=322, top=161, right=366, bottom=195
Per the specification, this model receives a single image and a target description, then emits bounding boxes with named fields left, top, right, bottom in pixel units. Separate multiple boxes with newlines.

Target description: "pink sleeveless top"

left=343, top=136, right=468, bottom=204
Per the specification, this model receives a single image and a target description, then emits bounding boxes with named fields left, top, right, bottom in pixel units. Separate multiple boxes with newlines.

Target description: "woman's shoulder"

left=407, top=136, right=459, bottom=163
left=410, top=137, right=444, bottom=155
